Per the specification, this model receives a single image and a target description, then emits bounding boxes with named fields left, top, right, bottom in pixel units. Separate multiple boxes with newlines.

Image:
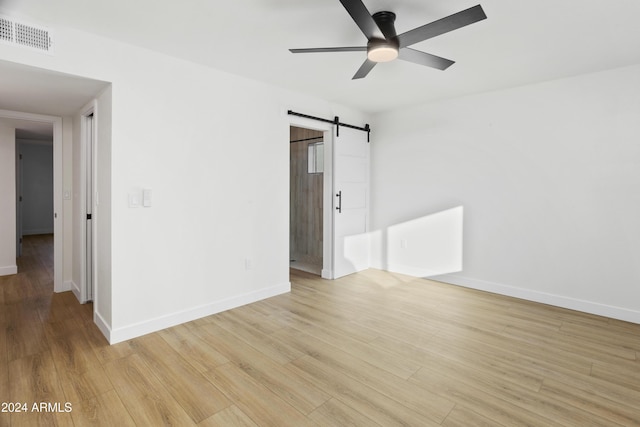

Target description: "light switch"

left=142, top=189, right=152, bottom=207
left=128, top=193, right=140, bottom=208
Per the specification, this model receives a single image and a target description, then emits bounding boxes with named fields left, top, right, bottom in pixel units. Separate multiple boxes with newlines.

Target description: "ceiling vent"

left=0, top=15, right=53, bottom=54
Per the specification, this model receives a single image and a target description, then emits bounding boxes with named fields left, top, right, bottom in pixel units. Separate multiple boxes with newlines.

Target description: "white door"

left=83, top=113, right=94, bottom=302
left=332, top=126, right=370, bottom=278
left=16, top=146, right=23, bottom=257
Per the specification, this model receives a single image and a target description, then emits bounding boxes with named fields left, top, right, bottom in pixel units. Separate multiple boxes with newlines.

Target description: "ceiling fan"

left=289, top=0, right=487, bottom=79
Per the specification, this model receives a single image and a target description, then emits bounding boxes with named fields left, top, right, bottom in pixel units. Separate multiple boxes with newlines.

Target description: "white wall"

left=371, top=64, right=640, bottom=323
left=370, top=206, right=464, bottom=278
left=0, top=25, right=368, bottom=342
left=17, top=140, right=54, bottom=235
left=0, top=124, right=17, bottom=276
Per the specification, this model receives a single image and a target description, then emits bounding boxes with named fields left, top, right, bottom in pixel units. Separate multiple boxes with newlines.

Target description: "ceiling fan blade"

left=397, top=4, right=487, bottom=48
left=398, top=48, right=455, bottom=70
left=339, top=0, right=384, bottom=40
left=289, top=47, right=366, bottom=54
left=352, top=59, right=376, bottom=79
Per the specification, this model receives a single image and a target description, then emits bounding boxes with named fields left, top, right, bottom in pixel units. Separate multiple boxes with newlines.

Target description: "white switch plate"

left=128, top=193, right=140, bottom=208
left=142, top=189, right=152, bottom=207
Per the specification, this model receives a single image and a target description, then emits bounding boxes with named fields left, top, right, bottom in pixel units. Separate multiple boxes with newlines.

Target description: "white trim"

left=70, top=279, right=81, bottom=301
left=60, top=279, right=72, bottom=292
left=434, top=273, right=640, bottom=325
left=53, top=117, right=62, bottom=292
left=94, top=309, right=112, bottom=344
left=322, top=127, right=334, bottom=280
left=0, top=265, right=18, bottom=276
left=108, top=282, right=291, bottom=344
left=287, top=111, right=334, bottom=279
left=0, top=109, right=63, bottom=292
left=79, top=101, right=97, bottom=304
left=386, top=263, right=453, bottom=279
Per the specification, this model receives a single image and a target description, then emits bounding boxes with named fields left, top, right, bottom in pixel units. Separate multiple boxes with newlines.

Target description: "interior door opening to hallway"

left=1, top=109, right=62, bottom=290
left=15, top=128, right=55, bottom=258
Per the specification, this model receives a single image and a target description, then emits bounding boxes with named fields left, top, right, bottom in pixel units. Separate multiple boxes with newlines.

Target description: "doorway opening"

left=16, top=125, right=55, bottom=259
left=289, top=125, right=324, bottom=276
left=0, top=111, right=60, bottom=291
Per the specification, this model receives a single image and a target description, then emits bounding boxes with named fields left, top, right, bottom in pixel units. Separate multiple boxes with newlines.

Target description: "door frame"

left=78, top=103, right=97, bottom=303
left=1, top=109, right=63, bottom=291
left=288, top=115, right=334, bottom=279
left=15, top=141, right=23, bottom=257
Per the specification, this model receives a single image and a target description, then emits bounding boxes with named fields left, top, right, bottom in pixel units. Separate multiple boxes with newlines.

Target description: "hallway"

left=0, top=234, right=96, bottom=426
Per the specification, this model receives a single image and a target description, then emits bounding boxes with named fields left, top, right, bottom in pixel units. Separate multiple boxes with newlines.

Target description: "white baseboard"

left=385, top=263, right=460, bottom=279
left=70, top=280, right=81, bottom=301
left=433, top=273, right=640, bottom=325
left=0, top=265, right=17, bottom=276
left=53, top=279, right=71, bottom=293
left=108, top=282, right=291, bottom=344
left=94, top=310, right=112, bottom=344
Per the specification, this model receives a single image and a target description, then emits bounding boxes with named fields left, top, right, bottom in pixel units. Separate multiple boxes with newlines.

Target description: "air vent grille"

left=0, top=17, right=13, bottom=42
left=15, top=22, right=50, bottom=51
left=0, top=15, right=53, bottom=54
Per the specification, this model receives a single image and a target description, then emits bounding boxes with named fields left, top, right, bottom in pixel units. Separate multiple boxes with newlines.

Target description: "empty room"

left=1, top=0, right=639, bottom=425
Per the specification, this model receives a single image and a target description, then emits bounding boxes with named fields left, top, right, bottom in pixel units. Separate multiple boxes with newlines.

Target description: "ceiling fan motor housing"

left=372, top=11, right=398, bottom=39
left=367, top=11, right=399, bottom=62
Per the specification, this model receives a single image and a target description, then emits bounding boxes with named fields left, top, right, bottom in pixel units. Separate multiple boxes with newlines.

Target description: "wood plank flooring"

left=2, top=235, right=640, bottom=426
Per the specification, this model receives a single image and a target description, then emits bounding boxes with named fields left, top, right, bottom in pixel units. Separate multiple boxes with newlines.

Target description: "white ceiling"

left=1, top=0, right=640, bottom=114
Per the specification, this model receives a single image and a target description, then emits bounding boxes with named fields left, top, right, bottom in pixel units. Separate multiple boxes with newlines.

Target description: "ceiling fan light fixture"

left=367, top=39, right=399, bottom=62
left=367, top=45, right=398, bottom=62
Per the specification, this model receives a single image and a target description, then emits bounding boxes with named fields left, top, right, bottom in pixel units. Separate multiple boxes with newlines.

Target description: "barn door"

left=332, top=126, right=370, bottom=278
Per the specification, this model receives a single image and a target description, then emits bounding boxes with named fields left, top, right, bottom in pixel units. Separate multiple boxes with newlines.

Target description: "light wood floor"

left=2, top=235, right=640, bottom=426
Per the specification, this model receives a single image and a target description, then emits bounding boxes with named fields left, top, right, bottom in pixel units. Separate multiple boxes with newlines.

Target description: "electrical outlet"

left=400, top=239, right=408, bottom=249
left=244, top=258, right=253, bottom=270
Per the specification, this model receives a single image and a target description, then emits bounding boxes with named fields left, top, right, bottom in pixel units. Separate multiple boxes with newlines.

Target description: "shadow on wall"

left=370, top=206, right=464, bottom=279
